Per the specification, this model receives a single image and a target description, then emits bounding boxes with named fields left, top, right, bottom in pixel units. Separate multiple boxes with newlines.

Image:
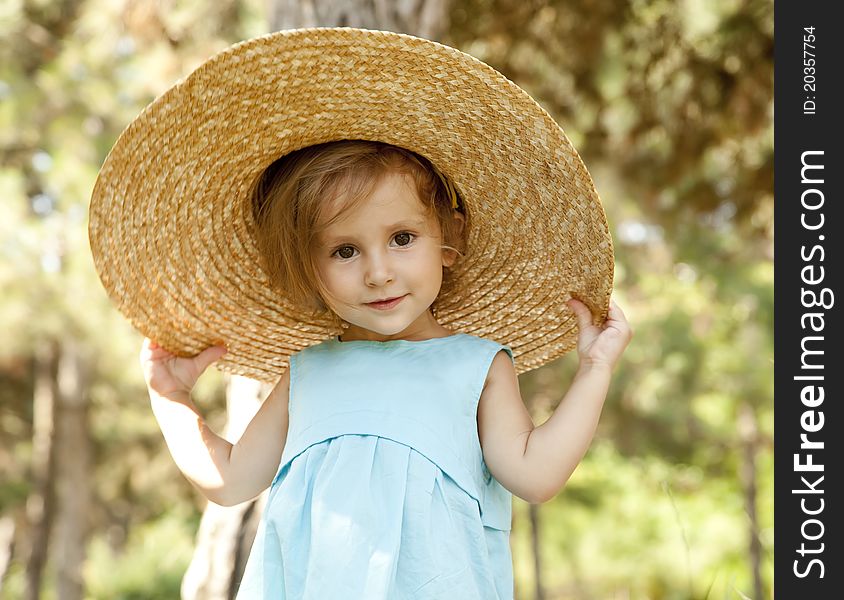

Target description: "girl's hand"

left=567, top=296, right=633, bottom=371
left=140, top=337, right=228, bottom=398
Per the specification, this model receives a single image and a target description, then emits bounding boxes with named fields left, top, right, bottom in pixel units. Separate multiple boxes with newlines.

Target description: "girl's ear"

left=441, top=210, right=466, bottom=268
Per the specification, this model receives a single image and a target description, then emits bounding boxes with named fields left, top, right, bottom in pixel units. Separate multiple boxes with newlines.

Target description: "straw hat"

left=89, top=27, right=613, bottom=382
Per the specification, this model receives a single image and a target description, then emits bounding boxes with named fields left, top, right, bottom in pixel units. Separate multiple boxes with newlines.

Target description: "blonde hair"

left=250, top=140, right=468, bottom=325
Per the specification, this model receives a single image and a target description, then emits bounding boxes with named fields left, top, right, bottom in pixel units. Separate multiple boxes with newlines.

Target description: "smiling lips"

left=365, top=295, right=407, bottom=310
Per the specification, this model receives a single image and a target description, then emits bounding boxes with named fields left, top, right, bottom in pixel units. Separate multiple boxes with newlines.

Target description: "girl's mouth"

left=365, top=295, right=407, bottom=310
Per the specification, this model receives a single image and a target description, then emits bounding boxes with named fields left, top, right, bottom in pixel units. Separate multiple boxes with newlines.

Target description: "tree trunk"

left=51, top=339, right=92, bottom=600
left=511, top=504, right=518, bottom=600
left=24, top=339, right=59, bottom=600
left=181, top=496, right=267, bottom=600
left=182, top=375, right=268, bottom=600
left=269, top=0, right=449, bottom=40
left=528, top=503, right=544, bottom=600
left=183, top=2, right=453, bottom=597
left=738, top=402, right=764, bottom=600
left=0, top=516, right=16, bottom=592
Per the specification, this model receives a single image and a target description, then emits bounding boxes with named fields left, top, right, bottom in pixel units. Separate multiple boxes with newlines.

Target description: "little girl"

left=91, top=28, right=631, bottom=600
left=140, top=139, right=631, bottom=598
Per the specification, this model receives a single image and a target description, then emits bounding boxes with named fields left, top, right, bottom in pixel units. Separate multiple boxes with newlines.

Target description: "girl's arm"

left=141, top=338, right=290, bottom=506
left=478, top=298, right=632, bottom=504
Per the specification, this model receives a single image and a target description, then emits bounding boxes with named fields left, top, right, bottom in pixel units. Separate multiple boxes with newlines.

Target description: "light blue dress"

left=234, top=333, right=515, bottom=599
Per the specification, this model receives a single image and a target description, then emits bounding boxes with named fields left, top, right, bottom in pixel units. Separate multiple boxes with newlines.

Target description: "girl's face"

left=313, top=171, right=459, bottom=342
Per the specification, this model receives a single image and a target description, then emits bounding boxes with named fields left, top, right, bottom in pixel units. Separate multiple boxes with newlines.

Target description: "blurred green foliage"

left=84, top=513, right=198, bottom=600
left=1, top=0, right=772, bottom=598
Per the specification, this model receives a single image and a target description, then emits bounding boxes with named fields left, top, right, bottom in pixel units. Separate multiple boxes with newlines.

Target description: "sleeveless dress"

left=234, top=333, right=515, bottom=599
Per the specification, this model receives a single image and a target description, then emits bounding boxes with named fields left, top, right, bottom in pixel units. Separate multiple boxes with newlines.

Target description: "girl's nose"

left=364, top=252, right=394, bottom=287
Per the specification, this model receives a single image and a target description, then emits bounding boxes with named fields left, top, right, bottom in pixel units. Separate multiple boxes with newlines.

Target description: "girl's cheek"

left=331, top=264, right=360, bottom=287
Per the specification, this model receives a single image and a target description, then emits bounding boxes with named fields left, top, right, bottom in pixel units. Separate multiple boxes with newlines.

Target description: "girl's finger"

left=606, top=298, right=628, bottom=323
left=195, top=345, right=228, bottom=373
left=567, top=298, right=594, bottom=330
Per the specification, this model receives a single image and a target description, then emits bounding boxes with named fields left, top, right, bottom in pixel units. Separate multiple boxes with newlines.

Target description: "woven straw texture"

left=88, top=27, right=614, bottom=382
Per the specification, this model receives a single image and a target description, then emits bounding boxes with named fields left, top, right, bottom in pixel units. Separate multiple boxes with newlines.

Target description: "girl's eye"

left=394, top=232, right=414, bottom=246
left=334, top=246, right=357, bottom=259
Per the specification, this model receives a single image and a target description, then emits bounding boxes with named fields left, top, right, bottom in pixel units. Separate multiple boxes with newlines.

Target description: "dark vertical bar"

left=775, top=2, right=841, bottom=595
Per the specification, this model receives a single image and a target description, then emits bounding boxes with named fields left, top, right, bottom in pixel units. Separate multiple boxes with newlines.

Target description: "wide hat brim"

left=89, top=27, right=613, bottom=382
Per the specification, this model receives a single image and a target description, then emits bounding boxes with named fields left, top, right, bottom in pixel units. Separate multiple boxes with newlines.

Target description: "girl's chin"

left=337, top=304, right=439, bottom=336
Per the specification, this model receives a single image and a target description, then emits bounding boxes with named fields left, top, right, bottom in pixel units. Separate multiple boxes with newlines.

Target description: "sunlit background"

left=1, top=0, right=773, bottom=598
